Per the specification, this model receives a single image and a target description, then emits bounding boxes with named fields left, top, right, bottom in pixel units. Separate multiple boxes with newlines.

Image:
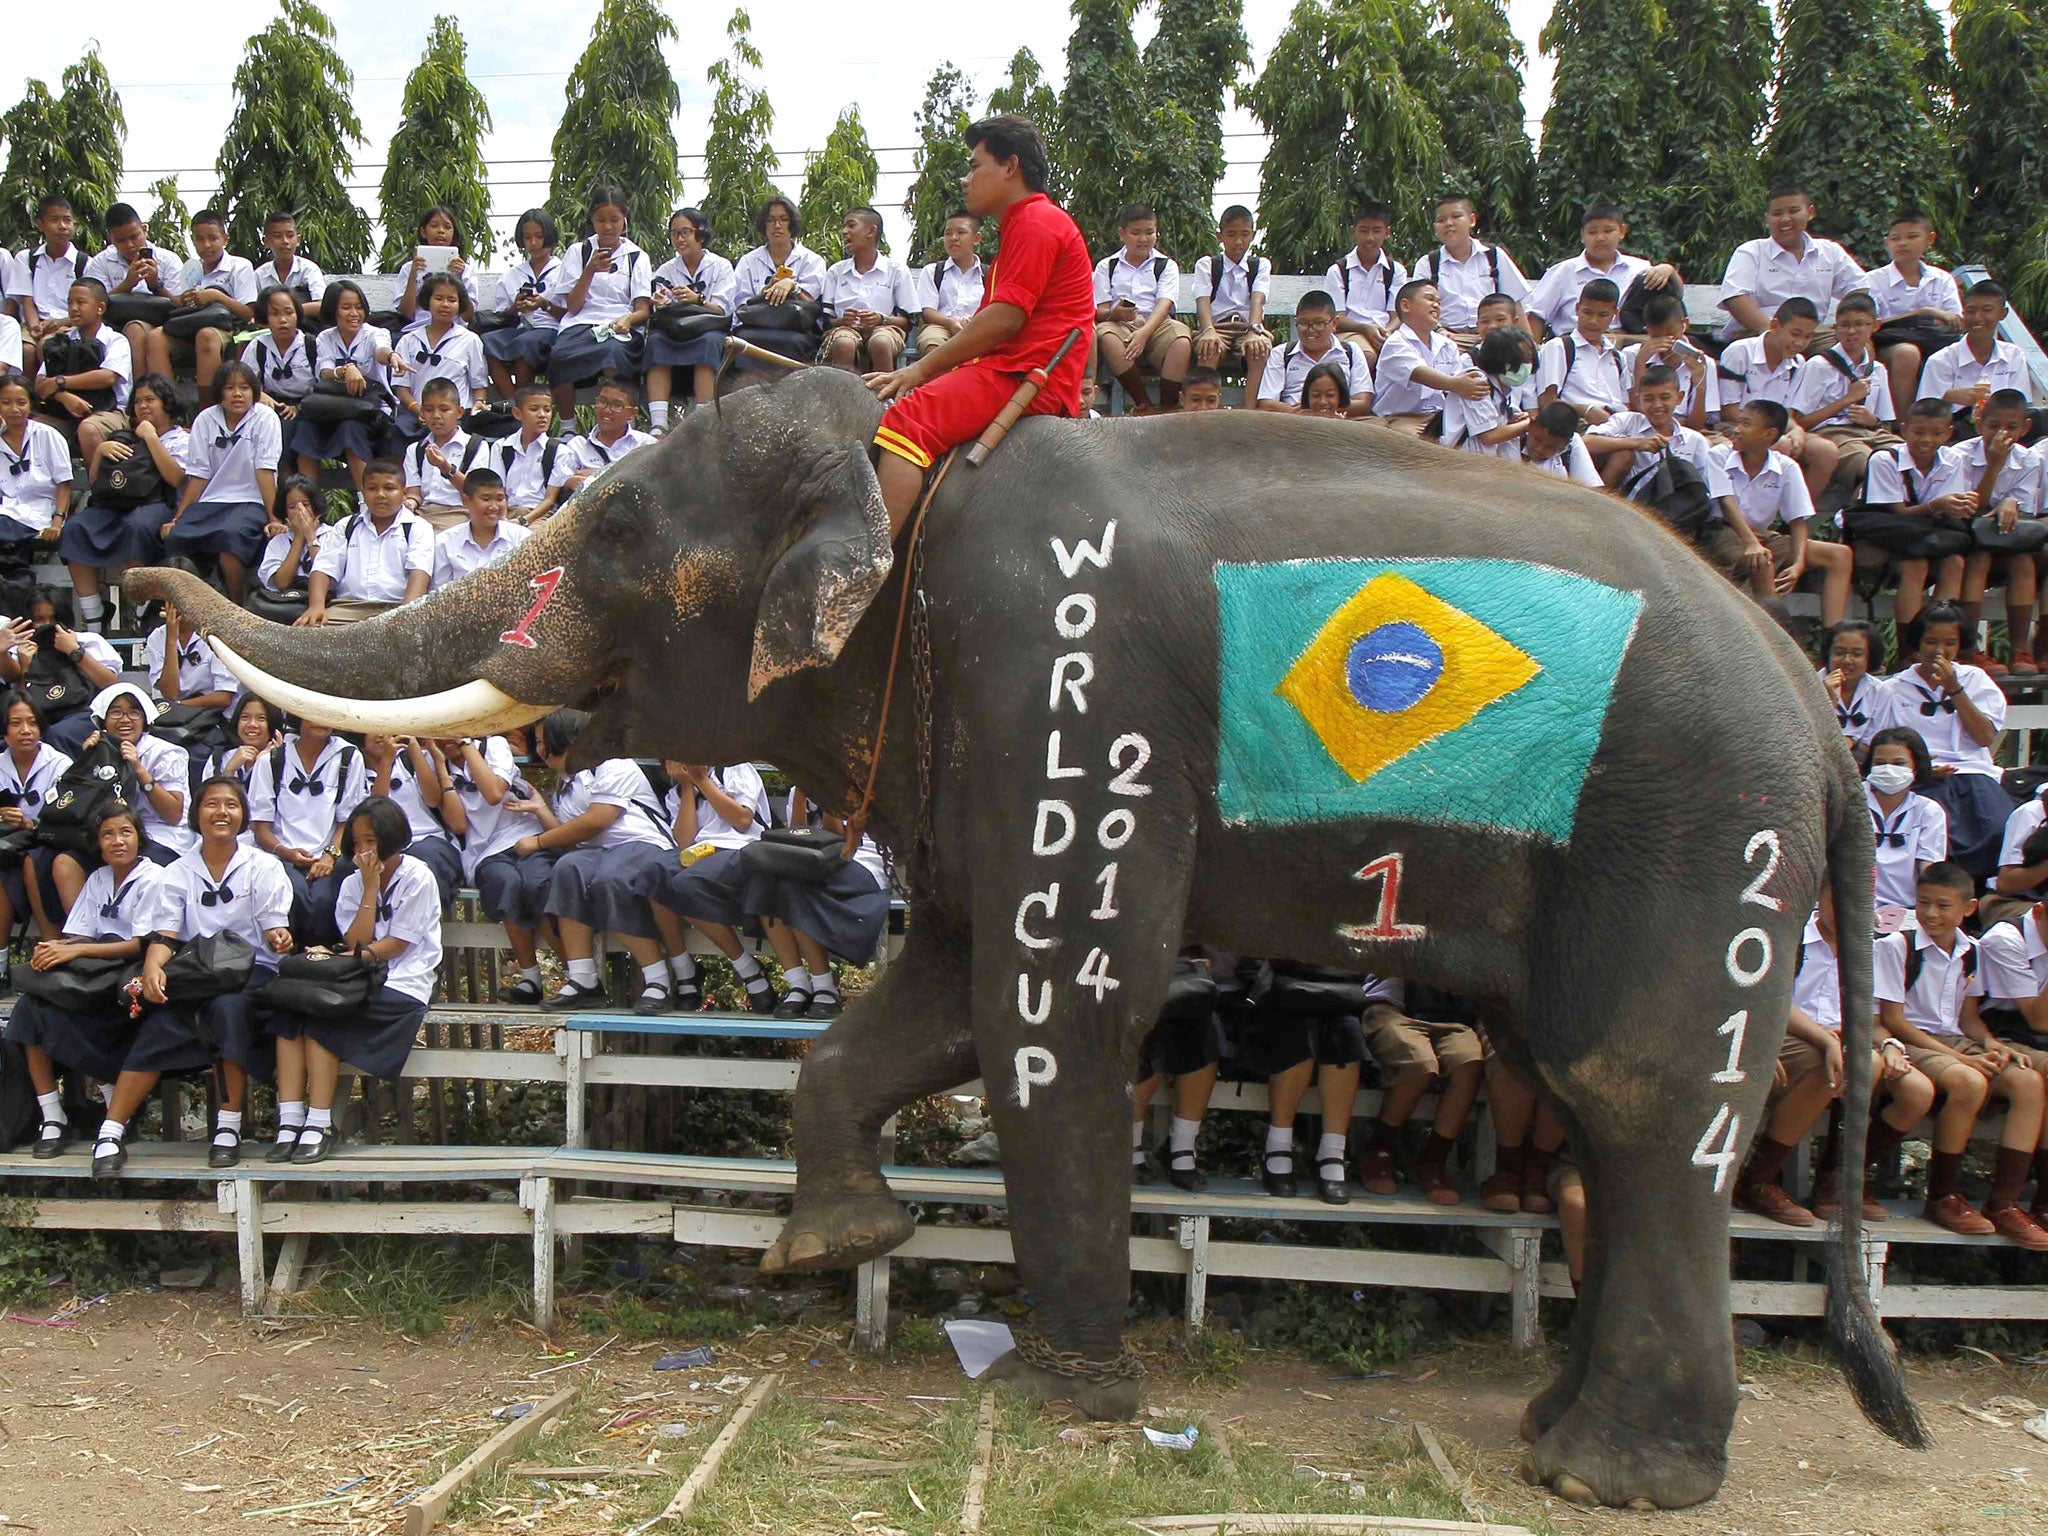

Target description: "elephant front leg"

left=763, top=922, right=978, bottom=1274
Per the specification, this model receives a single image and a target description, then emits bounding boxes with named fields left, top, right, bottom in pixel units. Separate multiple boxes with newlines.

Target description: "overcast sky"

left=12, top=1, right=1557, bottom=257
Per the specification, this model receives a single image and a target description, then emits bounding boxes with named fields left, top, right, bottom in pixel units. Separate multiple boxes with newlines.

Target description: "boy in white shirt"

left=431, top=468, right=530, bottom=587
left=1523, top=201, right=1677, bottom=340
left=399, top=380, right=474, bottom=535
left=1712, top=400, right=1851, bottom=622
left=1718, top=297, right=1840, bottom=497
left=1957, top=392, right=2047, bottom=671
left=1789, top=290, right=1898, bottom=493
left=820, top=206, right=920, bottom=373
left=83, top=203, right=184, bottom=377
left=30, top=278, right=132, bottom=458
left=1324, top=202, right=1406, bottom=354
left=488, top=386, right=562, bottom=519
left=1868, top=207, right=1964, bottom=417
left=1370, top=280, right=1484, bottom=432
left=1191, top=205, right=1274, bottom=383
left=1917, top=280, right=2035, bottom=435
left=306, top=459, right=434, bottom=624
left=1415, top=192, right=1530, bottom=338
left=1520, top=402, right=1604, bottom=486
left=1090, top=202, right=1192, bottom=412
left=1589, top=365, right=1741, bottom=530
left=11, top=196, right=90, bottom=373
left=1254, top=291, right=1371, bottom=416
left=1621, top=292, right=1717, bottom=430
left=151, top=209, right=258, bottom=408
left=1845, top=399, right=1975, bottom=631
left=913, top=210, right=984, bottom=358
left=544, top=379, right=654, bottom=513
left=255, top=211, right=327, bottom=328
left=1534, top=277, right=1628, bottom=424
left=1717, top=181, right=1866, bottom=341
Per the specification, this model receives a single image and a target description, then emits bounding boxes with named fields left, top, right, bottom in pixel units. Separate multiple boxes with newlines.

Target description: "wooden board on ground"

left=402, top=1385, right=579, bottom=1535
left=1126, top=1518, right=1536, bottom=1535
left=961, top=1391, right=998, bottom=1534
left=629, top=1371, right=779, bottom=1533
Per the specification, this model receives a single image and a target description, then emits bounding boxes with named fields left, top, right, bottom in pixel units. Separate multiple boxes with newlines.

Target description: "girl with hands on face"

left=0, top=690, right=71, bottom=939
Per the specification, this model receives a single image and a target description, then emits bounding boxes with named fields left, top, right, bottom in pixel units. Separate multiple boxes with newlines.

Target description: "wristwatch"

left=139, top=777, right=156, bottom=793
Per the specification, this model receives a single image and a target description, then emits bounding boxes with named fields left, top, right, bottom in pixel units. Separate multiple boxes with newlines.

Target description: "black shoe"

left=773, top=988, right=812, bottom=1019
left=670, top=978, right=703, bottom=1012
left=209, top=1130, right=243, bottom=1169
left=1317, top=1158, right=1351, bottom=1206
left=742, top=982, right=777, bottom=1015
left=290, top=1125, right=337, bottom=1165
left=31, top=1119, right=71, bottom=1160
left=498, top=977, right=544, bottom=1005
left=542, top=979, right=611, bottom=1011
left=92, top=1135, right=127, bottom=1177
left=806, top=992, right=843, bottom=1020
left=1133, top=1152, right=1161, bottom=1185
left=266, top=1128, right=302, bottom=1164
left=1261, top=1158, right=1297, bottom=1199
left=633, top=985, right=671, bottom=1016
left=1167, top=1161, right=1208, bottom=1194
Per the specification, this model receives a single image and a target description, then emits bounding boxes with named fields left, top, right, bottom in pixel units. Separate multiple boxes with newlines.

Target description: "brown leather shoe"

left=1358, top=1145, right=1399, bottom=1196
left=1923, top=1192, right=1996, bottom=1235
left=1417, top=1158, right=1460, bottom=1206
left=1519, top=1155, right=1554, bottom=1215
left=1735, top=1180, right=1817, bottom=1228
left=1812, top=1169, right=1887, bottom=1223
left=1478, top=1170, right=1522, bottom=1213
left=1987, top=1204, right=2048, bottom=1251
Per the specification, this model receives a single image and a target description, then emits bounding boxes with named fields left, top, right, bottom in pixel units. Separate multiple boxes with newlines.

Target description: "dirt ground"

left=2, top=1291, right=2044, bottom=1536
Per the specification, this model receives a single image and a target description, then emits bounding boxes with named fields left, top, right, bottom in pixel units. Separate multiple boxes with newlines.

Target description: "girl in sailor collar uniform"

left=359, top=733, right=465, bottom=909
left=1821, top=619, right=1884, bottom=749
left=645, top=760, right=774, bottom=1013
left=205, top=694, right=281, bottom=846
left=3, top=804, right=168, bottom=1158
left=67, top=372, right=188, bottom=601
left=242, top=285, right=317, bottom=461
left=393, top=206, right=481, bottom=333
left=64, top=683, right=192, bottom=868
left=0, top=691, right=72, bottom=938
left=449, top=735, right=555, bottom=1005
left=162, top=360, right=281, bottom=600
left=1865, top=727, right=1949, bottom=913
left=742, top=786, right=890, bottom=1020
left=0, top=371, right=71, bottom=560
left=96, top=775, right=294, bottom=1174
left=543, top=186, right=652, bottom=415
left=297, top=281, right=404, bottom=493
left=391, top=273, right=486, bottom=441
left=265, top=796, right=443, bottom=1164
left=249, top=719, right=367, bottom=945
left=485, top=209, right=565, bottom=398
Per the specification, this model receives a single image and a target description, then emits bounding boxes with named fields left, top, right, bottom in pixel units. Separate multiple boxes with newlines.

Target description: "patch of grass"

left=305, top=1234, right=529, bottom=1337
left=0, top=1196, right=209, bottom=1305
left=1251, top=1283, right=1434, bottom=1375
left=1181, top=1326, right=1248, bottom=1387
left=892, top=1315, right=945, bottom=1355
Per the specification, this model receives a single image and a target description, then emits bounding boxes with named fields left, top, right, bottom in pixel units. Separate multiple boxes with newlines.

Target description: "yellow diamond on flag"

left=1276, top=571, right=1541, bottom=784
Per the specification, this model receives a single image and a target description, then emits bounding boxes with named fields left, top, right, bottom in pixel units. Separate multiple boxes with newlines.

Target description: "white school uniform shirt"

left=1371, top=324, right=1465, bottom=416
left=1957, top=437, right=2044, bottom=516
left=1873, top=927, right=1980, bottom=1038
left=249, top=735, right=368, bottom=852
left=2000, top=794, right=2048, bottom=878
left=0, top=420, right=73, bottom=532
left=254, top=252, right=327, bottom=304
left=1619, top=339, right=1721, bottom=421
left=1092, top=249, right=1181, bottom=312
left=66, top=859, right=169, bottom=942
left=144, top=625, right=238, bottom=700
left=822, top=253, right=920, bottom=320
left=315, top=324, right=395, bottom=396
left=1866, top=783, right=1948, bottom=910
left=548, top=237, right=652, bottom=329
left=363, top=750, right=453, bottom=849
left=0, top=742, right=70, bottom=822
left=548, top=428, right=654, bottom=488
left=184, top=403, right=281, bottom=505
left=1789, top=917, right=1846, bottom=1030
left=1715, top=445, right=1814, bottom=531
left=1523, top=250, right=1653, bottom=336
left=241, top=330, right=317, bottom=402
left=131, top=733, right=196, bottom=853
left=1256, top=338, right=1373, bottom=407
left=1191, top=253, right=1270, bottom=325
left=667, top=764, right=770, bottom=851
left=0, top=313, right=20, bottom=374
left=1535, top=331, right=1630, bottom=414
left=432, top=519, right=530, bottom=587
left=13, top=243, right=90, bottom=319
left=335, top=856, right=444, bottom=1004
left=456, top=737, right=540, bottom=876
left=150, top=841, right=293, bottom=964
left=177, top=252, right=258, bottom=306
left=258, top=526, right=319, bottom=590
left=1717, top=234, right=1865, bottom=337
left=1827, top=667, right=1883, bottom=746
left=1323, top=250, right=1407, bottom=329
left=396, top=265, right=481, bottom=332
left=914, top=256, right=985, bottom=321
left=1916, top=335, right=2031, bottom=402
left=1980, top=909, right=2048, bottom=1010
left=552, top=759, right=671, bottom=851
left=1789, top=346, right=1898, bottom=425
left=1416, top=241, right=1530, bottom=330
left=313, top=509, right=436, bottom=604
left=495, top=255, right=565, bottom=330
left=1443, top=372, right=1524, bottom=459
left=652, top=251, right=738, bottom=316
left=84, top=244, right=185, bottom=298
left=1523, top=433, right=1603, bottom=487
left=397, top=323, right=487, bottom=409
left=480, top=432, right=558, bottom=509
left=733, top=242, right=830, bottom=304
left=1862, top=443, right=1967, bottom=510
left=1590, top=414, right=1734, bottom=494
left=58, top=322, right=133, bottom=409
left=1874, top=663, right=2007, bottom=778
left=1866, top=261, right=1961, bottom=322
left=1715, top=336, right=1803, bottom=409
left=405, top=431, right=474, bottom=510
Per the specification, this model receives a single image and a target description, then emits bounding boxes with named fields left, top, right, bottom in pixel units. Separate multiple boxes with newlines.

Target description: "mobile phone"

left=32, top=623, right=57, bottom=650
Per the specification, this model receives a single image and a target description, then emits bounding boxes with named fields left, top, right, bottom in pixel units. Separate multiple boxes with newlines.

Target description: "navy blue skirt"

left=125, top=967, right=275, bottom=1076
left=649, top=846, right=746, bottom=926
left=280, top=861, right=347, bottom=948
left=545, top=841, right=670, bottom=939
left=5, top=993, right=135, bottom=1081
left=474, top=847, right=556, bottom=927
left=164, top=500, right=269, bottom=566
left=61, top=500, right=171, bottom=566
left=485, top=325, right=557, bottom=368
left=739, top=859, right=888, bottom=962
left=408, top=834, right=463, bottom=912
left=642, top=331, right=727, bottom=370
left=0, top=844, right=62, bottom=923
left=1922, top=770, right=2014, bottom=883
left=0, top=515, right=53, bottom=545
left=293, top=415, right=383, bottom=462
left=266, top=983, right=427, bottom=1081
left=547, top=324, right=643, bottom=387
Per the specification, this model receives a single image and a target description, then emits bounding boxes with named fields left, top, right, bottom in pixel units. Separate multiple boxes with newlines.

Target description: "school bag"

left=163, top=301, right=237, bottom=341
left=18, top=637, right=97, bottom=722
left=1560, top=335, right=1628, bottom=395
left=460, top=434, right=563, bottom=487
left=37, top=332, right=116, bottom=414
left=1207, top=254, right=1262, bottom=309
left=1617, top=272, right=1680, bottom=336
left=268, top=741, right=359, bottom=819
left=462, top=402, right=520, bottom=439
left=90, top=431, right=171, bottom=511
left=1623, top=449, right=1715, bottom=539
left=252, top=332, right=319, bottom=398
left=1339, top=257, right=1396, bottom=314
left=1421, top=244, right=1502, bottom=298
left=34, top=736, right=136, bottom=857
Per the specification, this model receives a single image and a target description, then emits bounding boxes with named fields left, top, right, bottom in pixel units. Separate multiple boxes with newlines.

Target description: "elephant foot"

left=1518, top=1399, right=1726, bottom=1511
left=759, top=1189, right=913, bottom=1274
left=983, top=1349, right=1143, bottom=1422
left=1517, top=1367, right=1579, bottom=1444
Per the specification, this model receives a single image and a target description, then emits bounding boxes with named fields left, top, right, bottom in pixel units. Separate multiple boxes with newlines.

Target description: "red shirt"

left=977, top=192, right=1095, bottom=414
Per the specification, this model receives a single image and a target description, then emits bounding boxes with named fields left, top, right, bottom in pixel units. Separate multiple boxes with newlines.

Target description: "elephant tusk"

left=205, top=636, right=555, bottom=738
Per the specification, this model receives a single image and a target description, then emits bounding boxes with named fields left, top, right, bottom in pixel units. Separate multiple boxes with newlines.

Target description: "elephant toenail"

left=1626, top=1497, right=1658, bottom=1512
left=1554, top=1473, right=1599, bottom=1505
left=787, top=1232, right=829, bottom=1264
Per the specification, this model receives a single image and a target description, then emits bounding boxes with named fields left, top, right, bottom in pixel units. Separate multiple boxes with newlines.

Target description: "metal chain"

left=1012, top=1325, right=1145, bottom=1386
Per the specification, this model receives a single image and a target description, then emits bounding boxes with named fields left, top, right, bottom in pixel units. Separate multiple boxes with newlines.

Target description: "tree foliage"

left=0, top=46, right=126, bottom=250
left=902, top=67, right=975, bottom=264
left=985, top=48, right=1065, bottom=203
left=1059, top=0, right=1147, bottom=253
left=1431, top=0, right=1538, bottom=258
left=377, top=17, right=494, bottom=268
left=1953, top=0, right=2048, bottom=286
left=215, top=0, right=371, bottom=270
left=547, top=0, right=680, bottom=244
left=1139, top=0, right=1250, bottom=264
left=702, top=9, right=780, bottom=254
left=145, top=177, right=192, bottom=260
left=800, top=107, right=881, bottom=262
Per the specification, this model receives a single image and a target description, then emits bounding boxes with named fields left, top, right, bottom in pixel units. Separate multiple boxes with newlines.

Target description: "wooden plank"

left=264, top=1234, right=312, bottom=1318
left=1127, top=1518, right=1533, bottom=1535
left=402, top=1385, right=579, bottom=1536
left=258, top=1203, right=531, bottom=1236
left=18, top=1199, right=236, bottom=1232
left=234, top=1181, right=266, bottom=1315
left=399, top=1048, right=568, bottom=1084
left=584, top=1056, right=800, bottom=1092
left=630, top=1372, right=778, bottom=1533
left=1202, top=1240, right=1513, bottom=1295
left=1877, top=1284, right=2048, bottom=1320
left=960, top=1392, right=997, bottom=1536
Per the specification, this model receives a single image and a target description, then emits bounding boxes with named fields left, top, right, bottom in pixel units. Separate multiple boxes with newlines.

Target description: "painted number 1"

left=1339, top=852, right=1428, bottom=944
left=500, top=566, right=565, bottom=650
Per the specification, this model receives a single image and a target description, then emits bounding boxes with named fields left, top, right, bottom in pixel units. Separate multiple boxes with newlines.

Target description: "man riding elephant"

left=129, top=359, right=1927, bottom=1511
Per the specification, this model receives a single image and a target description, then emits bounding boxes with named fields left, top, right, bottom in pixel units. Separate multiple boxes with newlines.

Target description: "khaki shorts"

left=1096, top=317, right=1192, bottom=371
left=416, top=503, right=467, bottom=536
left=1899, top=1036, right=2044, bottom=1084
left=1360, top=1003, right=1483, bottom=1089
left=1816, top=421, right=1902, bottom=485
left=317, top=596, right=398, bottom=625
left=1777, top=1029, right=1831, bottom=1086
left=915, top=322, right=958, bottom=356
left=823, top=323, right=907, bottom=362
left=1194, top=321, right=1273, bottom=369
left=1701, top=524, right=1799, bottom=577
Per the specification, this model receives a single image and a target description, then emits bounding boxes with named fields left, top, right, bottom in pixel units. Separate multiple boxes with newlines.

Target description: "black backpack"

left=1339, top=256, right=1396, bottom=312
left=1625, top=450, right=1716, bottom=539
left=268, top=740, right=359, bottom=820
left=34, top=736, right=136, bottom=857
left=18, top=642, right=96, bottom=721
left=1422, top=243, right=1502, bottom=295
left=90, top=431, right=170, bottom=511
left=1561, top=335, right=1628, bottom=395
left=38, top=331, right=116, bottom=413
left=1208, top=254, right=1261, bottom=303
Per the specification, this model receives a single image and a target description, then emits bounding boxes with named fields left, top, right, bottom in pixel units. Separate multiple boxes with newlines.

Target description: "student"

left=254, top=211, right=326, bottom=328
left=484, top=208, right=564, bottom=401
left=1533, top=277, right=1628, bottom=423
left=255, top=475, right=322, bottom=609
left=913, top=209, right=985, bottom=358
left=732, top=195, right=829, bottom=319
left=84, top=203, right=185, bottom=372
left=1520, top=401, right=1604, bottom=485
left=1254, top=290, right=1372, bottom=416
left=1443, top=326, right=1536, bottom=460
left=1789, top=290, right=1898, bottom=491
left=1179, top=367, right=1224, bottom=412
left=144, top=577, right=238, bottom=714
left=1957, top=391, right=2046, bottom=670
left=0, top=371, right=72, bottom=559
left=1821, top=619, right=1885, bottom=747
left=1254, top=971, right=1370, bottom=1204
left=1845, top=399, right=1974, bottom=631
left=105, top=776, right=295, bottom=1173
left=152, top=209, right=258, bottom=407
left=1354, top=979, right=1484, bottom=1204
left=1416, top=193, right=1530, bottom=337
left=2, top=804, right=169, bottom=1159
left=0, top=692, right=72, bottom=941
left=67, top=684, right=194, bottom=874
left=298, top=280, right=401, bottom=492
left=431, top=467, right=527, bottom=587
left=1091, top=202, right=1192, bottom=412
left=1589, top=363, right=1738, bottom=511
left=1297, top=363, right=1348, bottom=418
left=1864, top=726, right=1949, bottom=912
left=747, top=787, right=888, bottom=1020
left=1133, top=949, right=1229, bottom=1191
left=390, top=274, right=484, bottom=441
left=544, top=379, right=653, bottom=511
left=1717, top=182, right=1866, bottom=341
left=647, top=761, right=775, bottom=1014
left=205, top=694, right=282, bottom=811
left=249, top=719, right=366, bottom=944
left=1876, top=861, right=2048, bottom=1245
left=4, top=593, right=124, bottom=757
left=645, top=206, right=736, bottom=429
left=479, top=385, right=562, bottom=520
left=1872, top=603, right=2010, bottom=880
left=1917, top=281, right=2033, bottom=433
left=1190, top=205, right=1273, bottom=382
left=1988, top=786, right=2048, bottom=928
left=1977, top=902, right=2048, bottom=1224
left=452, top=734, right=555, bottom=1005
left=1729, top=1000, right=1846, bottom=1226
left=1324, top=202, right=1406, bottom=352
left=10, top=197, right=90, bottom=373
left=399, top=380, right=474, bottom=534
left=357, top=740, right=464, bottom=910
left=1713, top=400, right=1852, bottom=623
left=1718, top=296, right=1841, bottom=498
left=1867, top=207, right=1964, bottom=416
left=304, top=458, right=433, bottom=624
left=31, top=278, right=132, bottom=458
left=544, top=186, right=652, bottom=416
left=1371, top=280, right=1483, bottom=433
left=393, top=206, right=479, bottom=332
left=1523, top=201, right=1676, bottom=340
left=1621, top=292, right=1718, bottom=430
left=820, top=206, right=919, bottom=374
left=162, top=360, right=279, bottom=600
left=242, top=286, right=317, bottom=467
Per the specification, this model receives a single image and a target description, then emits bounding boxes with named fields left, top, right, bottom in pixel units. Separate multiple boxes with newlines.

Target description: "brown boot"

left=1924, top=1192, right=1996, bottom=1235
left=1416, top=1133, right=1459, bottom=1206
left=1358, top=1144, right=1399, bottom=1196
left=1812, top=1166, right=1886, bottom=1223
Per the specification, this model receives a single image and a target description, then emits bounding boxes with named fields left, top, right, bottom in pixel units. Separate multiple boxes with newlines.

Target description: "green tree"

left=0, top=47, right=126, bottom=250
left=377, top=17, right=494, bottom=269
left=215, top=0, right=372, bottom=270
left=902, top=66, right=975, bottom=263
left=1431, top=0, right=1538, bottom=258
left=145, top=177, right=192, bottom=260
left=985, top=47, right=1065, bottom=203
left=1655, top=0, right=1773, bottom=278
left=1139, top=0, right=1250, bottom=264
left=702, top=9, right=780, bottom=254
left=547, top=0, right=680, bottom=242
left=1953, top=0, right=2048, bottom=287
left=1765, top=0, right=1962, bottom=261
left=800, top=107, right=880, bottom=263
left=0, top=84, right=69, bottom=252
left=1059, top=0, right=1146, bottom=252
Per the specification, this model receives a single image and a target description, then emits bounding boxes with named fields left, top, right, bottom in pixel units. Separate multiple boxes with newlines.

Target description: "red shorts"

left=874, top=363, right=1067, bottom=470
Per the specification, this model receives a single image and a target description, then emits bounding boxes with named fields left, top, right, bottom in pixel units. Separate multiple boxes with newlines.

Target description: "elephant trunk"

left=123, top=511, right=606, bottom=736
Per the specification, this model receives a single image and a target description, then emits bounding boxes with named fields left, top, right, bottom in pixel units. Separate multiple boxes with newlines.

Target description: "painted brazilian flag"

left=1215, top=559, right=1643, bottom=843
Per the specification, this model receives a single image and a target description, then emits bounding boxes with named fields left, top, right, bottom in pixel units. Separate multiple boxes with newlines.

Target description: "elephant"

left=128, top=365, right=1928, bottom=1509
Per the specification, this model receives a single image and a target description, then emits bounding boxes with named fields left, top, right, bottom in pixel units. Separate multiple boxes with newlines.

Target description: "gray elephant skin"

left=129, top=367, right=1928, bottom=1509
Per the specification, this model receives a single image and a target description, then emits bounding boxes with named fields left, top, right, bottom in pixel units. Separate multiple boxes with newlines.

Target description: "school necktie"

left=376, top=895, right=395, bottom=922
left=1871, top=810, right=1908, bottom=849
left=99, top=883, right=130, bottom=920
left=1836, top=699, right=1868, bottom=730
left=288, top=770, right=327, bottom=794
left=447, top=772, right=474, bottom=795
left=200, top=878, right=236, bottom=906
left=2, top=447, right=27, bottom=478
left=414, top=343, right=444, bottom=367
left=1918, top=691, right=1957, bottom=717
left=215, top=428, right=244, bottom=451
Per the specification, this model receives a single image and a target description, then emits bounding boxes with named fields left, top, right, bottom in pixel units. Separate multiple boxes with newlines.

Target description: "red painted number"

left=1339, top=852, right=1428, bottom=943
left=499, top=567, right=564, bottom=650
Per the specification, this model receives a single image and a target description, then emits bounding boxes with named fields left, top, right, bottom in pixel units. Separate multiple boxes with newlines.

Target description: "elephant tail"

left=1823, top=757, right=1930, bottom=1450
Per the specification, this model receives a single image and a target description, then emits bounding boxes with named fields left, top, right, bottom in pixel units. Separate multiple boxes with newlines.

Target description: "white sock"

left=36, top=1090, right=64, bottom=1124
left=812, top=970, right=839, bottom=1000
left=519, top=965, right=541, bottom=986
left=100, top=1082, right=115, bottom=1105
left=1264, top=1124, right=1293, bottom=1170
left=1170, top=1117, right=1201, bottom=1162
left=276, top=1100, right=307, bottom=1132
left=216, top=1110, right=243, bottom=1136
left=640, top=961, right=669, bottom=994
left=96, top=1117, right=125, bottom=1147
left=1317, top=1132, right=1347, bottom=1165
left=670, top=954, right=698, bottom=984
left=1131, top=1120, right=1146, bottom=1150
left=732, top=953, right=764, bottom=983
left=305, top=1105, right=333, bottom=1131
left=649, top=399, right=670, bottom=428
left=782, top=965, right=810, bottom=993
left=567, top=957, right=598, bottom=987
left=78, top=594, right=104, bottom=626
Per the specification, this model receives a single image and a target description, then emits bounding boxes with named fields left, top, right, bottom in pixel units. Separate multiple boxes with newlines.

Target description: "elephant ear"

left=747, top=444, right=896, bottom=700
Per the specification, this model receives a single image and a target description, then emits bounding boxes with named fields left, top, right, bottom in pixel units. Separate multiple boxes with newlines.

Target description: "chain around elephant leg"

left=982, top=1327, right=1145, bottom=1421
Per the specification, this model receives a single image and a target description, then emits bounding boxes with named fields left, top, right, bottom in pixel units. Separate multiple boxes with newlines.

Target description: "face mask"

left=1867, top=763, right=1915, bottom=795
left=1503, top=364, right=1533, bottom=388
